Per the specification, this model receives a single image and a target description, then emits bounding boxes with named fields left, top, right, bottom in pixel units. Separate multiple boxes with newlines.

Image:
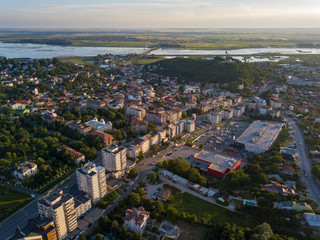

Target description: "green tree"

left=128, top=168, right=138, bottom=179
left=137, top=151, right=144, bottom=161
left=147, top=172, right=160, bottom=184
left=95, top=233, right=104, bottom=240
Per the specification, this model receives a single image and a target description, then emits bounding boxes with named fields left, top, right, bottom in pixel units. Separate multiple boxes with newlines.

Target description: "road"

left=284, top=116, right=320, bottom=206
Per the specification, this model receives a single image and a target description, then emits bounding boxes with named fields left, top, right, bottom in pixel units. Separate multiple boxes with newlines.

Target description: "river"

left=1, top=41, right=320, bottom=59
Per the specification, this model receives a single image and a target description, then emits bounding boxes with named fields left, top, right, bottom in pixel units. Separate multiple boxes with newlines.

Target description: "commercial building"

left=193, top=149, right=241, bottom=178
left=38, top=190, right=78, bottom=240
left=234, top=120, right=284, bottom=154
left=85, top=117, right=112, bottom=131
left=102, top=144, right=127, bottom=179
left=76, top=162, right=107, bottom=204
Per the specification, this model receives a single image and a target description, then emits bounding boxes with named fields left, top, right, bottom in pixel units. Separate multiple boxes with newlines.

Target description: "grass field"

left=170, top=192, right=257, bottom=227
left=0, top=185, right=33, bottom=222
left=177, top=220, right=207, bottom=240
left=1, top=29, right=320, bottom=50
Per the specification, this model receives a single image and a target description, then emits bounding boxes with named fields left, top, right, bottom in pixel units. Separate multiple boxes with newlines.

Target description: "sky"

left=1, top=0, right=320, bottom=28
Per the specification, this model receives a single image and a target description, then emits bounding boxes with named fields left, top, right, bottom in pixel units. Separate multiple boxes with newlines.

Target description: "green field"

left=1, top=29, right=320, bottom=50
left=170, top=192, right=257, bottom=227
left=0, top=185, right=33, bottom=222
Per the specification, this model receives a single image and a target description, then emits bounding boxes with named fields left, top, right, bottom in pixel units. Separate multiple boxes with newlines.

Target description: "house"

left=280, top=163, right=296, bottom=176
left=303, top=213, right=320, bottom=227
left=57, top=145, right=85, bottom=165
left=67, top=120, right=91, bottom=134
left=12, top=161, right=38, bottom=180
left=89, top=130, right=113, bottom=147
left=157, top=188, right=172, bottom=201
left=123, top=206, right=150, bottom=234
left=130, top=116, right=148, bottom=133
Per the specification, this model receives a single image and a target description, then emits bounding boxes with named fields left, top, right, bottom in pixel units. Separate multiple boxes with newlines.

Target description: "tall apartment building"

left=37, top=189, right=78, bottom=240
left=102, top=144, right=127, bottom=179
left=126, top=105, right=146, bottom=119
left=76, top=162, right=107, bottom=204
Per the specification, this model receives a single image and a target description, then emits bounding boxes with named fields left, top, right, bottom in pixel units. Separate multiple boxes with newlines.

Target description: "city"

left=0, top=1, right=320, bottom=240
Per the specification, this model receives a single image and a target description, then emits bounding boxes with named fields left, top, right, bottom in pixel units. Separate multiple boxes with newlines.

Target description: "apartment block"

left=76, top=162, right=107, bottom=204
left=101, top=144, right=127, bottom=179
left=38, top=189, right=78, bottom=240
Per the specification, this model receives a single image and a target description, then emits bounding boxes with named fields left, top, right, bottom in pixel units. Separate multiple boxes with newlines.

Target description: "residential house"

left=123, top=207, right=150, bottom=234
left=12, top=161, right=38, bottom=180
left=130, top=116, right=148, bottom=133
left=89, top=130, right=113, bottom=147
left=57, top=145, right=85, bottom=165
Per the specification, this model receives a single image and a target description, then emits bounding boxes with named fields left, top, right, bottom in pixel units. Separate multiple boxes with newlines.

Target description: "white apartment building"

left=38, top=189, right=78, bottom=240
left=102, top=144, right=127, bottom=179
left=76, top=162, right=107, bottom=204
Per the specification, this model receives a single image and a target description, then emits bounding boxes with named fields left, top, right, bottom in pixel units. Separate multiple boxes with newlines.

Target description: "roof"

left=194, top=149, right=240, bottom=173
left=131, top=116, right=148, bottom=126
left=57, top=145, right=84, bottom=159
left=158, top=188, right=172, bottom=200
left=123, top=206, right=150, bottom=227
left=304, top=213, right=320, bottom=227
left=15, top=161, right=37, bottom=174
left=236, top=120, right=284, bottom=154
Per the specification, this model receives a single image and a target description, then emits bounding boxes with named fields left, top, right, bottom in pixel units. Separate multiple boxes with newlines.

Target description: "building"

left=11, top=215, right=57, bottom=240
left=193, top=149, right=241, bottom=178
left=130, top=116, right=148, bottom=133
left=303, top=213, right=320, bottom=227
left=57, top=145, right=85, bottom=165
left=76, top=162, right=107, bottom=204
left=157, top=188, right=172, bottom=201
left=38, top=189, right=78, bottom=240
left=85, top=117, right=112, bottom=131
left=126, top=105, right=146, bottom=119
left=207, top=110, right=223, bottom=124
left=123, top=206, right=150, bottom=234
left=234, top=121, right=284, bottom=154
left=102, top=144, right=127, bottom=179
left=89, top=130, right=113, bottom=147
left=12, top=161, right=38, bottom=180
left=67, top=120, right=91, bottom=134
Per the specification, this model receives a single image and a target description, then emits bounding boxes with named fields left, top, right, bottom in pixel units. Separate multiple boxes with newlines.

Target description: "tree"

left=126, top=126, right=137, bottom=139
left=95, top=233, right=104, bottom=240
left=251, top=222, right=273, bottom=240
left=137, top=151, right=144, bottom=161
left=128, top=168, right=138, bottom=179
left=111, top=220, right=119, bottom=232
left=127, top=192, right=141, bottom=206
left=147, top=172, right=160, bottom=184
left=79, top=234, right=87, bottom=240
left=138, top=181, right=147, bottom=188
left=85, top=134, right=103, bottom=150
left=148, top=123, right=157, bottom=132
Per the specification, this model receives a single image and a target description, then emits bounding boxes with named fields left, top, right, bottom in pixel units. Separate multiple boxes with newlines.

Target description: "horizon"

left=1, top=0, right=320, bottom=28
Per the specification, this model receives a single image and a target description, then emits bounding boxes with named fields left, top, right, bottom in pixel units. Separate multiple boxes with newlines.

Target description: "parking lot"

left=145, top=182, right=163, bottom=199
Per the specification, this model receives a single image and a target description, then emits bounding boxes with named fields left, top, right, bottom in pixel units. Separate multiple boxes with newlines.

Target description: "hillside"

left=148, top=58, right=273, bottom=94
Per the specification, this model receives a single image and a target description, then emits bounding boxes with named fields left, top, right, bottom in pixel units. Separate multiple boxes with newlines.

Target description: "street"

left=284, top=116, right=320, bottom=207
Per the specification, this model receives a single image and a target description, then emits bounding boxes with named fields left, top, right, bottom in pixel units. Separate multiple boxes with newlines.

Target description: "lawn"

left=177, top=220, right=207, bottom=240
left=0, top=185, right=33, bottom=222
left=170, top=192, right=257, bottom=227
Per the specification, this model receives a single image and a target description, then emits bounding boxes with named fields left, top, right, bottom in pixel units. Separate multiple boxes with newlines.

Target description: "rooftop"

left=236, top=120, right=284, bottom=154
left=194, top=149, right=240, bottom=173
